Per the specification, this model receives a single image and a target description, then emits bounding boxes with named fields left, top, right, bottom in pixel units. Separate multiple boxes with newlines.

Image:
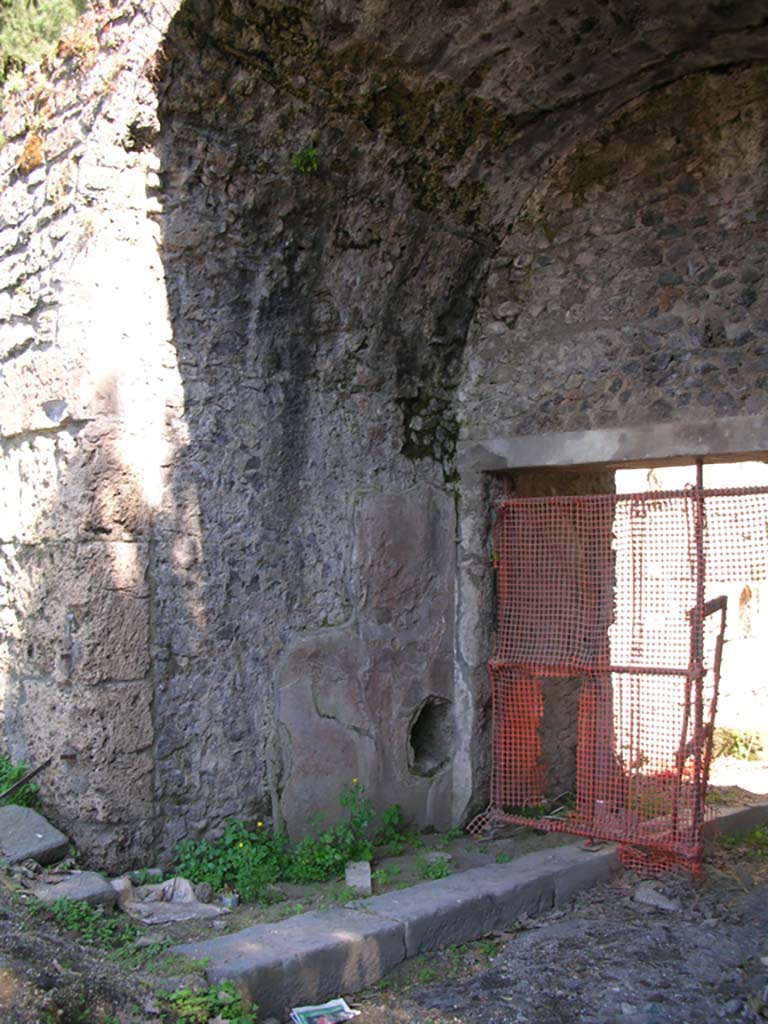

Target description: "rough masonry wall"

left=460, top=66, right=768, bottom=439
left=0, top=3, right=181, bottom=868
left=1, top=0, right=768, bottom=868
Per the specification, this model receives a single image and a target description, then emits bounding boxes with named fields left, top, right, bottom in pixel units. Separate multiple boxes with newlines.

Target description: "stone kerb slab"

left=359, top=844, right=620, bottom=955
left=172, top=842, right=620, bottom=1014
left=172, top=908, right=405, bottom=1020
left=703, top=803, right=768, bottom=838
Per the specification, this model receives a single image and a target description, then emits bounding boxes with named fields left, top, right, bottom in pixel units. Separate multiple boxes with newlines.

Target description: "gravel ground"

left=1, top=831, right=767, bottom=1023
left=356, top=841, right=768, bottom=1024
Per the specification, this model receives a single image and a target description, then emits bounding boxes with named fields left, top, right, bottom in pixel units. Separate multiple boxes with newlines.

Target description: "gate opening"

left=470, top=460, right=768, bottom=874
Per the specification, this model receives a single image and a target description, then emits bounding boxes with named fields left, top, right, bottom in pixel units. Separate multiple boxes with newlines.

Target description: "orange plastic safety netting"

left=470, top=485, right=768, bottom=874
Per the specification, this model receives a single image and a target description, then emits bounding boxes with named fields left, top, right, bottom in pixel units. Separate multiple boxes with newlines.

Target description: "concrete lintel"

left=458, top=416, right=768, bottom=473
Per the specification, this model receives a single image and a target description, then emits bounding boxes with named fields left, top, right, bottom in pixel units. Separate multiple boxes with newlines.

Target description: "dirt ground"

left=355, top=840, right=768, bottom=1024
left=2, top=782, right=768, bottom=1024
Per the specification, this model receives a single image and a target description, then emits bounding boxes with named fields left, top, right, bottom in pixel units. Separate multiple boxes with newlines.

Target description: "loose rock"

left=0, top=807, right=69, bottom=867
left=632, top=882, right=681, bottom=913
left=31, top=871, right=117, bottom=909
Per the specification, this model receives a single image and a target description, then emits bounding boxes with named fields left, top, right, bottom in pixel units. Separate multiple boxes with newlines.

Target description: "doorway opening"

left=470, top=460, right=768, bottom=874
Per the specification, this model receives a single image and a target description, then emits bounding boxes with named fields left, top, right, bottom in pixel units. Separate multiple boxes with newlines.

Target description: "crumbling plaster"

left=1, top=0, right=767, bottom=867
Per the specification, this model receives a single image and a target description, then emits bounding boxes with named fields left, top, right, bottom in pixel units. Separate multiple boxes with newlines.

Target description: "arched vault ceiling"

left=164, top=0, right=768, bottom=232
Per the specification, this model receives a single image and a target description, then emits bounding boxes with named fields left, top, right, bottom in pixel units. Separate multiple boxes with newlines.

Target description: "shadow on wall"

left=148, top=0, right=501, bottom=850
left=7, top=0, right=768, bottom=870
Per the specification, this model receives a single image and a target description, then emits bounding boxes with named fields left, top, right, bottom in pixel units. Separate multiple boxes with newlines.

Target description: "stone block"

left=0, top=347, right=97, bottom=439
left=31, top=870, right=117, bottom=908
left=0, top=806, right=69, bottom=866
left=5, top=678, right=154, bottom=828
left=547, top=843, right=620, bottom=907
left=172, top=908, right=405, bottom=1019
left=359, top=842, right=619, bottom=955
left=276, top=629, right=374, bottom=841
left=359, top=873, right=498, bottom=956
left=4, top=540, right=150, bottom=685
left=703, top=803, right=768, bottom=838
left=0, top=424, right=152, bottom=544
left=345, top=860, right=372, bottom=896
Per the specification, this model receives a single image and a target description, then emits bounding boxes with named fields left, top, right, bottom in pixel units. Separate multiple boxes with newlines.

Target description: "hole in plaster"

left=42, top=400, right=67, bottom=423
left=408, top=696, right=453, bottom=777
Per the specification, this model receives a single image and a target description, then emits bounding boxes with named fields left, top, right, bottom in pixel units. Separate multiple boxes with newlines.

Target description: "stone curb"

left=703, top=802, right=768, bottom=837
left=172, top=907, right=405, bottom=1019
left=171, top=841, right=619, bottom=1018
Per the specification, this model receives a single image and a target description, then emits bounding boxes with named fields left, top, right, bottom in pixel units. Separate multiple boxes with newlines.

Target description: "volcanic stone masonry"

left=1, top=0, right=768, bottom=869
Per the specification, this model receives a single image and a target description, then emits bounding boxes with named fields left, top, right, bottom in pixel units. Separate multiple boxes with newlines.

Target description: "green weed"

left=438, top=827, right=465, bottom=846
left=447, top=943, right=468, bottom=973
left=47, top=897, right=138, bottom=953
left=372, top=864, right=401, bottom=890
left=720, top=824, right=768, bottom=860
left=173, top=819, right=288, bottom=899
left=416, top=855, right=451, bottom=881
left=0, top=755, right=41, bottom=808
left=172, top=782, right=375, bottom=896
left=476, top=937, right=500, bottom=961
left=375, top=803, right=409, bottom=853
left=712, top=726, right=764, bottom=761
left=161, top=980, right=256, bottom=1023
left=291, top=146, right=318, bottom=173
left=417, top=965, right=438, bottom=984
left=0, top=0, right=87, bottom=83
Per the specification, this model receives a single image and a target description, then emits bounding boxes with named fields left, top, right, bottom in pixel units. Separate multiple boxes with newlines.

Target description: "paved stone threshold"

left=172, top=804, right=768, bottom=1020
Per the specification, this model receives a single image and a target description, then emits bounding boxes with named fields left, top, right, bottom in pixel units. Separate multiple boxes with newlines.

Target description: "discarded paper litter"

left=111, top=875, right=226, bottom=924
left=290, top=998, right=361, bottom=1024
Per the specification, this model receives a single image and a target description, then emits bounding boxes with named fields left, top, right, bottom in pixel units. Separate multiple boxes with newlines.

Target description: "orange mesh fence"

left=470, top=485, right=768, bottom=875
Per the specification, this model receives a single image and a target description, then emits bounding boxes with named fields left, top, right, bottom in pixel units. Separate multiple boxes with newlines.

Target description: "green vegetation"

left=0, top=755, right=41, bottom=808
left=712, top=726, right=764, bottom=761
left=476, top=937, right=500, bottom=962
left=173, top=818, right=289, bottom=901
left=291, top=145, right=318, bottom=173
left=172, top=782, right=384, bottom=898
left=506, top=803, right=548, bottom=820
left=160, top=981, right=256, bottom=1024
left=46, top=897, right=138, bottom=955
left=372, top=863, right=401, bottom=890
left=287, top=780, right=375, bottom=883
left=720, top=824, right=768, bottom=860
left=415, top=855, right=451, bottom=881
left=0, top=0, right=87, bottom=82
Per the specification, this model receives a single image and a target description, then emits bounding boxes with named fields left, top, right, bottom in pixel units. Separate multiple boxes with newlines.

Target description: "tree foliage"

left=0, top=0, right=86, bottom=81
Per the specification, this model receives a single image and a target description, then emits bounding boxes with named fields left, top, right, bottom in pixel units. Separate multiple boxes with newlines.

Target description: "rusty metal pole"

left=691, top=458, right=706, bottom=843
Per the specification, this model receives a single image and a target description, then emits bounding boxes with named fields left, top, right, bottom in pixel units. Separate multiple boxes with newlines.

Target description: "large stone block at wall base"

left=276, top=484, right=456, bottom=837
left=3, top=677, right=155, bottom=872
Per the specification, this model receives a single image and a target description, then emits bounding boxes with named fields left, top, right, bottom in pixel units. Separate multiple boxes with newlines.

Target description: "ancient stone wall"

left=461, top=66, right=768, bottom=439
left=2, top=0, right=768, bottom=868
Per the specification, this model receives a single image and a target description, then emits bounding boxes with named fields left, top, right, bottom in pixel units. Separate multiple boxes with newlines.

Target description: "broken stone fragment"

left=0, top=806, right=70, bottom=866
left=632, top=881, right=680, bottom=912
left=31, top=870, right=117, bottom=908
left=193, top=881, right=214, bottom=903
left=111, top=875, right=226, bottom=923
left=424, top=851, right=453, bottom=865
left=345, top=860, right=372, bottom=896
